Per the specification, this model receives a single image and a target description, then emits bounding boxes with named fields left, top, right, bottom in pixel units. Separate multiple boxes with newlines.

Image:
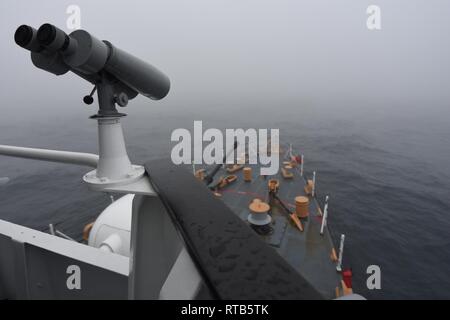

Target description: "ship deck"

left=203, top=155, right=342, bottom=299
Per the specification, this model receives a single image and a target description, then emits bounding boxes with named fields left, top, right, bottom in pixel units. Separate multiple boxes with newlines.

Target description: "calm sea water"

left=1, top=102, right=449, bottom=299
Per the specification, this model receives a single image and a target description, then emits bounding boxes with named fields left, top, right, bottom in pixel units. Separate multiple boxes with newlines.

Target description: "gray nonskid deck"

left=206, top=160, right=342, bottom=299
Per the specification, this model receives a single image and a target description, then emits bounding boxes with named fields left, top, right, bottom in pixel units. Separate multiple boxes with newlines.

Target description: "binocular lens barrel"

left=14, top=25, right=41, bottom=52
left=15, top=25, right=34, bottom=47
left=37, top=23, right=70, bottom=52
left=105, top=43, right=171, bottom=100
left=37, top=23, right=58, bottom=46
left=15, top=24, right=70, bottom=75
left=15, top=24, right=69, bottom=53
left=15, top=23, right=171, bottom=101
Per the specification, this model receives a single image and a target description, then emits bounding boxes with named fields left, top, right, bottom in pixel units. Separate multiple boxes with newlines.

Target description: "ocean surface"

left=1, top=101, right=449, bottom=300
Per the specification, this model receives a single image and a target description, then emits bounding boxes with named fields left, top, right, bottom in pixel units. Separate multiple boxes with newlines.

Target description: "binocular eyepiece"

left=15, top=25, right=41, bottom=52
left=15, top=23, right=171, bottom=102
left=15, top=24, right=70, bottom=53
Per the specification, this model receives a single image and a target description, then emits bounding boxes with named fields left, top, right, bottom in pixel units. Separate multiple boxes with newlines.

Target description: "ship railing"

left=287, top=145, right=346, bottom=271
left=0, top=144, right=324, bottom=300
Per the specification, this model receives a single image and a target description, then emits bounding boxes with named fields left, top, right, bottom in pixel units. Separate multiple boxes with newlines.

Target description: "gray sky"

left=0, top=0, right=449, bottom=118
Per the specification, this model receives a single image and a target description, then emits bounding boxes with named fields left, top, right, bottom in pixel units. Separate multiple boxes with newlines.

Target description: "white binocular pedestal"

left=83, top=117, right=145, bottom=190
left=81, top=75, right=154, bottom=196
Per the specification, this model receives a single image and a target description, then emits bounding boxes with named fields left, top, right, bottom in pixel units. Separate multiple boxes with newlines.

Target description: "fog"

left=1, top=2, right=450, bottom=299
left=0, top=0, right=449, bottom=122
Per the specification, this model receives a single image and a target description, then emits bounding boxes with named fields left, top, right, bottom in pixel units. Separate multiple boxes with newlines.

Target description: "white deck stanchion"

left=49, top=224, right=56, bottom=236
left=300, top=155, right=304, bottom=176
left=312, top=171, right=316, bottom=197
left=320, top=195, right=329, bottom=235
left=336, top=234, right=345, bottom=272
